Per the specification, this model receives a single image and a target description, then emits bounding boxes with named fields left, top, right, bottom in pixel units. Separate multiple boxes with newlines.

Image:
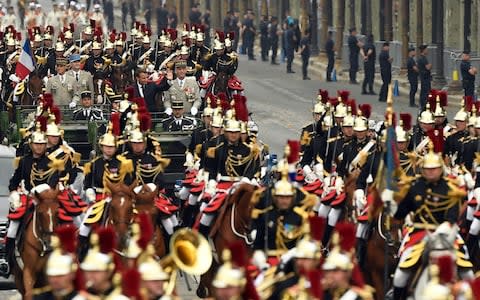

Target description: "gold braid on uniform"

left=275, top=216, right=305, bottom=251
left=135, top=157, right=168, bottom=185
left=31, top=162, right=59, bottom=188
left=102, top=155, right=134, bottom=193
left=225, top=146, right=256, bottom=177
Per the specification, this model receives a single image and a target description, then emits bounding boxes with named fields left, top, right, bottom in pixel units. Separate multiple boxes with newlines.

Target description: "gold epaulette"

left=298, top=189, right=318, bottom=211
left=394, top=173, right=416, bottom=202
left=204, top=53, right=212, bottom=61
left=445, top=177, right=467, bottom=199
left=251, top=205, right=273, bottom=219
left=84, top=200, right=107, bottom=224
left=72, top=152, right=81, bottom=164
left=351, top=285, right=375, bottom=300
left=116, top=154, right=134, bottom=175
left=293, top=205, right=310, bottom=220
left=195, top=143, right=202, bottom=156
left=263, top=143, right=270, bottom=153
left=249, top=143, right=261, bottom=159
left=14, top=81, right=25, bottom=95
left=104, top=85, right=115, bottom=96
left=13, top=157, right=21, bottom=169
left=327, top=136, right=342, bottom=143
left=207, top=142, right=224, bottom=159
left=48, top=157, right=65, bottom=172
left=300, top=131, right=311, bottom=146
left=83, top=157, right=100, bottom=175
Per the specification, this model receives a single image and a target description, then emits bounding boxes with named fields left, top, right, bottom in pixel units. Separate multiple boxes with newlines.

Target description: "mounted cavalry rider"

left=382, top=141, right=474, bottom=300
left=6, top=125, right=61, bottom=275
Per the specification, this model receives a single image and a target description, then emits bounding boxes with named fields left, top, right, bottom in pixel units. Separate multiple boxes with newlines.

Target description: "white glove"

left=165, top=107, right=172, bottom=116
left=354, top=189, right=366, bottom=210
left=252, top=250, right=269, bottom=271
left=381, top=189, right=394, bottom=203
left=184, top=151, right=194, bottom=168
left=205, top=179, right=217, bottom=195
left=97, top=95, right=103, bottom=104
left=435, top=221, right=452, bottom=236
left=313, top=163, right=324, bottom=179
left=464, top=172, right=475, bottom=190
left=85, top=188, right=96, bottom=203
left=9, top=74, right=20, bottom=83
left=69, top=101, right=77, bottom=109
left=8, top=191, right=21, bottom=210
left=474, top=188, right=480, bottom=202
left=240, top=177, right=251, bottom=184
left=190, top=106, right=198, bottom=116
left=334, top=177, right=344, bottom=193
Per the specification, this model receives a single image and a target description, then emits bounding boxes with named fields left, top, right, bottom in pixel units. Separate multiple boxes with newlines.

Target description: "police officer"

left=418, top=45, right=432, bottom=110
left=379, top=42, right=393, bottom=102
left=325, top=31, right=335, bottom=81
left=259, top=14, right=269, bottom=62
left=72, top=91, right=104, bottom=121
left=348, top=27, right=362, bottom=84
left=361, top=34, right=376, bottom=95
left=6, top=126, right=60, bottom=275
left=162, top=99, right=197, bottom=132
left=242, top=10, right=256, bottom=61
left=407, top=47, right=419, bottom=107
left=460, top=50, right=477, bottom=97
left=269, top=16, right=280, bottom=65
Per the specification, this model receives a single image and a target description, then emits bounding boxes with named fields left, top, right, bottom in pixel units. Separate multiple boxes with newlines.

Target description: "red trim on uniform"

left=303, top=180, right=321, bottom=192
left=321, top=190, right=337, bottom=203
left=228, top=75, right=244, bottom=91
left=402, top=230, right=427, bottom=252
left=203, top=193, right=228, bottom=213
left=190, top=181, right=205, bottom=194
left=331, top=192, right=346, bottom=206
left=468, top=198, right=478, bottom=207
left=8, top=194, right=31, bottom=220
left=155, top=195, right=178, bottom=215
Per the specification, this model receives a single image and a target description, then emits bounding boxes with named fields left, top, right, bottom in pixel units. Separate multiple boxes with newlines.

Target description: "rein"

left=230, top=202, right=253, bottom=245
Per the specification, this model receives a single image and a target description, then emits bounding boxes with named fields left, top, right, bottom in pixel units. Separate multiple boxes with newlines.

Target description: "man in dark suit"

left=131, top=68, right=173, bottom=112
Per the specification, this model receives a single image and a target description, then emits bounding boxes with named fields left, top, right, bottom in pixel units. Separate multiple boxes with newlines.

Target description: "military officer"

left=138, top=245, right=170, bottom=300
left=6, top=126, right=61, bottom=275
left=445, top=102, right=470, bottom=165
left=189, top=100, right=214, bottom=153
left=408, top=105, right=435, bottom=152
left=45, top=57, right=76, bottom=106
left=162, top=99, right=197, bottom=132
left=202, top=37, right=238, bottom=76
left=212, top=248, right=247, bottom=300
left=383, top=148, right=473, bottom=300
left=163, top=59, right=201, bottom=116
left=83, top=40, right=105, bottom=76
left=67, top=53, right=94, bottom=104
left=72, top=91, right=104, bottom=121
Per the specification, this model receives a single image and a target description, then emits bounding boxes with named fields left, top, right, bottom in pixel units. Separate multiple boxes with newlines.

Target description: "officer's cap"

left=69, top=53, right=81, bottom=62
left=56, top=57, right=68, bottom=66
left=175, top=59, right=187, bottom=68
left=171, top=100, right=184, bottom=109
left=81, top=91, right=92, bottom=99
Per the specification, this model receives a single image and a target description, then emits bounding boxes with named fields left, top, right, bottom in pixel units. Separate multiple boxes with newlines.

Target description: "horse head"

left=32, top=184, right=61, bottom=249
left=134, top=183, right=158, bottom=215
left=106, top=181, right=137, bottom=250
left=228, top=183, right=264, bottom=240
left=27, top=70, right=44, bottom=98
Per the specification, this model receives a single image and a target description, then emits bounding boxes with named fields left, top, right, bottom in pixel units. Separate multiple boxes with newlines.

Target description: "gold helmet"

left=142, top=35, right=150, bottom=44
left=224, top=119, right=241, bottom=132
left=342, top=105, right=355, bottom=127
left=92, top=41, right=102, bottom=50
left=422, top=130, right=444, bottom=169
left=313, top=102, right=325, bottom=114
left=128, top=128, right=145, bottom=143
left=421, top=257, right=453, bottom=300
left=6, top=38, right=15, bottom=46
left=138, top=245, right=169, bottom=281
left=99, top=131, right=116, bottom=147
left=80, top=232, right=114, bottom=272
left=46, top=236, right=77, bottom=276
left=419, top=106, right=435, bottom=124
left=31, top=122, right=47, bottom=144
left=468, top=106, right=477, bottom=127
left=55, top=41, right=65, bottom=52
left=212, top=249, right=246, bottom=289
left=273, top=160, right=295, bottom=197
left=295, top=217, right=323, bottom=260
left=213, top=39, right=224, bottom=50
left=422, top=150, right=443, bottom=169
left=433, top=95, right=446, bottom=117
left=322, top=223, right=355, bottom=272
left=211, top=115, right=223, bottom=128
left=334, top=99, right=347, bottom=118
left=203, top=98, right=214, bottom=117
left=353, top=116, right=368, bottom=131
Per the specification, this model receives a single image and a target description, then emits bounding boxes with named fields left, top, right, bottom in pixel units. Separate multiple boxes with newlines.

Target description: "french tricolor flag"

left=15, top=39, right=36, bottom=81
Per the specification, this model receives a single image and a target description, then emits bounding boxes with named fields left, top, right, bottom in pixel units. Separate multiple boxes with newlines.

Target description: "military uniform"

left=202, top=52, right=238, bottom=75
left=124, top=151, right=167, bottom=187
left=337, top=137, right=374, bottom=177
left=444, top=129, right=468, bottom=164
left=9, top=153, right=60, bottom=192
left=33, top=290, right=85, bottom=300
left=46, top=141, right=81, bottom=186
left=72, top=106, right=104, bottom=121
left=84, top=54, right=105, bottom=75
left=83, top=154, right=134, bottom=196
left=206, top=140, right=257, bottom=180
left=162, top=116, right=196, bottom=132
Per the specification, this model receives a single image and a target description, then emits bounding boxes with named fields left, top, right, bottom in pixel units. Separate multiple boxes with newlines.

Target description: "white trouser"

left=466, top=205, right=475, bottom=222
left=318, top=203, right=331, bottom=218
left=188, top=194, right=199, bottom=206
left=199, top=213, right=214, bottom=227
left=7, top=220, right=20, bottom=239
left=356, top=222, right=369, bottom=239
left=469, top=217, right=480, bottom=236
left=73, top=214, right=85, bottom=228
left=327, top=207, right=342, bottom=227
left=161, top=218, right=174, bottom=235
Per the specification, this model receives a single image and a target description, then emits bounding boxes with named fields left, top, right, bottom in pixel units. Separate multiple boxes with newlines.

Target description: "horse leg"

left=22, top=266, right=35, bottom=300
left=154, top=226, right=166, bottom=258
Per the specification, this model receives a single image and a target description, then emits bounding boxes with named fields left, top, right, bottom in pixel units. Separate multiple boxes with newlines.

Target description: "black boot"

left=198, top=224, right=210, bottom=239
left=182, top=205, right=198, bottom=228
left=356, top=238, right=367, bottom=270
left=77, top=235, right=90, bottom=262
left=466, top=234, right=478, bottom=255
left=322, top=225, right=335, bottom=247
left=393, top=286, right=406, bottom=300
left=4, top=238, right=15, bottom=277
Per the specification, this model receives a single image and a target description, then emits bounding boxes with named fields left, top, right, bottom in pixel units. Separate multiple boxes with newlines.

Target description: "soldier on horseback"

left=6, top=125, right=61, bottom=276
left=382, top=146, right=474, bottom=299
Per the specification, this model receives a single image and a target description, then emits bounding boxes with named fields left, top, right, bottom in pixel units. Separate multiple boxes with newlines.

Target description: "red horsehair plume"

left=351, top=263, right=366, bottom=287
left=183, top=23, right=190, bottom=32
left=124, top=86, right=135, bottom=101
left=54, top=224, right=77, bottom=254
left=110, top=112, right=121, bottom=136
left=318, top=89, right=329, bottom=103
left=437, top=255, right=454, bottom=284
left=110, top=29, right=117, bottom=36
left=183, top=38, right=192, bottom=47
left=437, top=90, right=448, bottom=107
left=464, top=96, right=474, bottom=112
left=358, top=103, right=372, bottom=119
left=46, top=25, right=54, bottom=35
left=400, top=113, right=412, bottom=131
left=50, top=105, right=62, bottom=124
left=42, top=93, right=54, bottom=109
left=135, top=21, right=141, bottom=30
left=132, top=97, right=146, bottom=109
left=27, top=28, right=33, bottom=40
left=58, top=32, right=65, bottom=42
left=139, top=112, right=152, bottom=133
left=346, top=99, right=357, bottom=115
left=16, top=32, right=21, bottom=41
left=217, top=92, right=230, bottom=111
left=136, top=212, right=154, bottom=250
left=471, top=277, right=480, bottom=299
left=427, top=129, right=444, bottom=153
left=335, top=222, right=356, bottom=252
left=168, top=29, right=178, bottom=41
left=309, top=216, right=326, bottom=242
left=337, top=90, right=350, bottom=102
left=0, top=32, right=3, bottom=40
left=475, top=101, right=480, bottom=114
left=97, top=227, right=116, bottom=254
left=216, top=31, right=225, bottom=42
left=37, top=115, right=48, bottom=131
left=122, top=268, right=142, bottom=297
left=109, top=33, right=116, bottom=43
left=120, top=32, right=127, bottom=41
left=287, top=140, right=300, bottom=164
left=328, top=97, right=339, bottom=107
left=228, top=240, right=248, bottom=267
left=227, top=31, right=235, bottom=40
left=233, top=94, right=249, bottom=122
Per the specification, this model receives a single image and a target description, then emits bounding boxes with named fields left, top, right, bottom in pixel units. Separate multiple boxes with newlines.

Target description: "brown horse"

left=104, top=182, right=137, bottom=251
left=197, top=183, right=263, bottom=298
left=13, top=186, right=60, bottom=300
left=134, top=184, right=167, bottom=258
left=6, top=70, right=43, bottom=122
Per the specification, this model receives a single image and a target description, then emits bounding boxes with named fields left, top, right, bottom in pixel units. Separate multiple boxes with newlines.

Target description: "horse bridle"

left=103, top=195, right=136, bottom=227
left=32, top=204, right=56, bottom=256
